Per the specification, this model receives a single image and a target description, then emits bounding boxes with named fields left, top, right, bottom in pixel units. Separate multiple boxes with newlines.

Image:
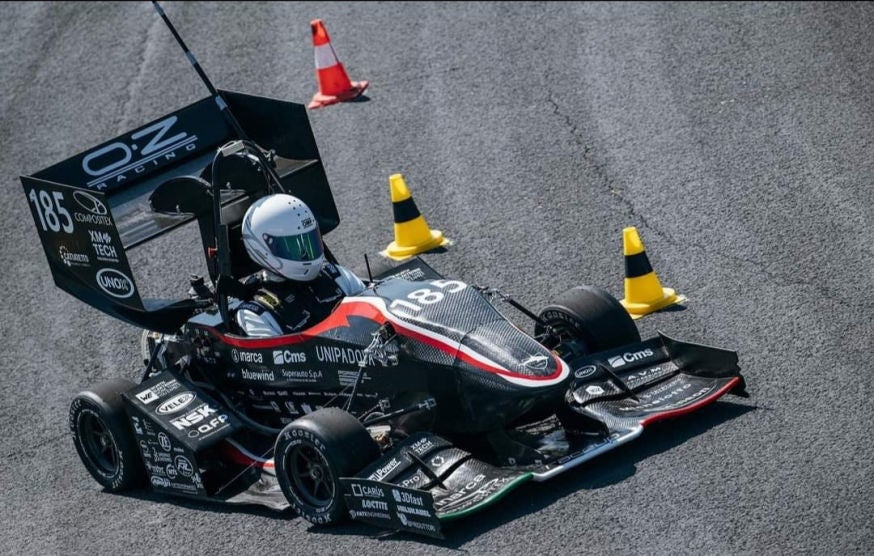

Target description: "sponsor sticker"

left=70, top=191, right=111, bottom=226
left=82, top=115, right=199, bottom=190
left=522, top=354, right=549, bottom=371
left=174, top=456, right=194, bottom=478
left=88, top=229, right=118, bottom=262
left=95, top=268, right=135, bottom=299
left=370, top=458, right=402, bottom=482
left=170, top=403, right=229, bottom=440
left=409, top=436, right=439, bottom=456
left=58, top=245, right=90, bottom=267
left=73, top=190, right=108, bottom=215
left=272, top=350, right=307, bottom=365
left=158, top=432, right=172, bottom=452
left=279, top=368, right=323, bottom=383
left=609, top=348, right=655, bottom=368
left=241, top=368, right=275, bottom=381
left=136, top=388, right=159, bottom=404
left=338, top=370, right=370, bottom=387
left=230, top=349, right=264, bottom=364
left=136, top=379, right=180, bottom=405
left=574, top=365, right=598, bottom=379
left=315, top=345, right=366, bottom=365
left=608, top=355, right=626, bottom=368
left=157, top=392, right=196, bottom=415
left=351, top=483, right=385, bottom=498
left=617, top=382, right=711, bottom=413
left=392, top=488, right=425, bottom=507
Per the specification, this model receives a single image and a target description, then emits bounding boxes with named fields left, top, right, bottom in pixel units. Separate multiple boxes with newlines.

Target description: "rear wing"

left=20, top=90, right=339, bottom=333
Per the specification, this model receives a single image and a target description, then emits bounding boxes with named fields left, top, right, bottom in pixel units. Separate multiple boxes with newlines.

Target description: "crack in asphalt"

left=544, top=88, right=872, bottom=313
left=116, top=15, right=161, bottom=133
left=544, top=88, right=671, bottom=244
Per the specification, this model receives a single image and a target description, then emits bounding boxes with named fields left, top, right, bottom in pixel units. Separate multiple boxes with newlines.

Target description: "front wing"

left=340, top=333, right=747, bottom=538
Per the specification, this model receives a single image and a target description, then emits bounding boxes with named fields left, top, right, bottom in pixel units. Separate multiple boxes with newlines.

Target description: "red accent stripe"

left=209, top=301, right=382, bottom=348
left=639, top=377, right=741, bottom=427
left=212, top=299, right=564, bottom=382
left=220, top=442, right=274, bottom=469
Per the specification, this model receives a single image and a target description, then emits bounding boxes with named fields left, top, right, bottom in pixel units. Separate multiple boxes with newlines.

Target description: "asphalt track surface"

left=1, top=2, right=872, bottom=554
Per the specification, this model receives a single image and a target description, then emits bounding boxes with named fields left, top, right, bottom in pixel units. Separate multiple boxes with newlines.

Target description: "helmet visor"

left=264, top=229, right=323, bottom=262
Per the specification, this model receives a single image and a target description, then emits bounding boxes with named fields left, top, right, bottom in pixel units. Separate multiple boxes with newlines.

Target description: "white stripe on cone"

left=314, top=43, right=340, bottom=69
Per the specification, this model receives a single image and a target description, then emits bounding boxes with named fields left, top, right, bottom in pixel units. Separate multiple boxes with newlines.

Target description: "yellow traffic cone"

left=381, top=174, right=450, bottom=260
left=619, top=226, right=685, bottom=319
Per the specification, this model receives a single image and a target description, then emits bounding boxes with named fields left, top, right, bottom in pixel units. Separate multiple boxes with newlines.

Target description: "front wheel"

left=275, top=408, right=380, bottom=525
left=536, top=285, right=641, bottom=354
left=69, top=378, right=146, bottom=492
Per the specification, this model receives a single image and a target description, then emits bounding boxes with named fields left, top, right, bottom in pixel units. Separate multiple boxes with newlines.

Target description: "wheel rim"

left=541, top=316, right=592, bottom=352
left=287, top=444, right=335, bottom=508
left=78, top=412, right=119, bottom=476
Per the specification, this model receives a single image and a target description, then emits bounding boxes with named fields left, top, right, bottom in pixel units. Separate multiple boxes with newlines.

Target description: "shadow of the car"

left=339, top=401, right=756, bottom=547
left=113, top=401, right=754, bottom=545
left=115, top=488, right=290, bottom=520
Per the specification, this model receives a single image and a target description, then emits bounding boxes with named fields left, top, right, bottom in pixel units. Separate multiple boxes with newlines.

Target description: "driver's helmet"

left=241, top=194, right=324, bottom=281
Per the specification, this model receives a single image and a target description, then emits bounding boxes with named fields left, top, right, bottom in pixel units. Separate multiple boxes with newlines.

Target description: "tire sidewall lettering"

left=71, top=401, right=124, bottom=484
left=277, top=429, right=337, bottom=522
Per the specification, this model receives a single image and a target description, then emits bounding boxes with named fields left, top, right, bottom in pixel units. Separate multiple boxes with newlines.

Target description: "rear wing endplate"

left=21, top=90, right=338, bottom=332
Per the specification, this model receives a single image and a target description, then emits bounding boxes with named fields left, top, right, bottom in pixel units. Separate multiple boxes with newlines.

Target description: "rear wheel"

left=69, top=378, right=146, bottom=492
left=275, top=408, right=380, bottom=525
left=140, top=330, right=159, bottom=366
left=536, top=285, right=641, bottom=354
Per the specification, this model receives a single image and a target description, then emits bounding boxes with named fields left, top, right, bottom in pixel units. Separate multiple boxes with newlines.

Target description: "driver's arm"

left=235, top=303, right=283, bottom=337
left=333, top=264, right=365, bottom=295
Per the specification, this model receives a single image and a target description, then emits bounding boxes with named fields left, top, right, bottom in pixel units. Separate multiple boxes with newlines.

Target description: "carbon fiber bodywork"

left=183, top=274, right=569, bottom=436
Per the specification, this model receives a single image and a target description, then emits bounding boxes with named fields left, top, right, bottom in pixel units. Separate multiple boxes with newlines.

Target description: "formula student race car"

left=20, top=6, right=747, bottom=540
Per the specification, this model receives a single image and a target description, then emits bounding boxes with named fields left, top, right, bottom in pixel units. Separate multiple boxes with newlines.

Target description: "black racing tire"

left=69, top=378, right=146, bottom=492
left=536, top=285, right=641, bottom=353
left=275, top=408, right=380, bottom=526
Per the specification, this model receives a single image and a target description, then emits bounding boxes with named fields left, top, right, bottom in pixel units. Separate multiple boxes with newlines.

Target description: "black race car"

left=20, top=7, right=746, bottom=539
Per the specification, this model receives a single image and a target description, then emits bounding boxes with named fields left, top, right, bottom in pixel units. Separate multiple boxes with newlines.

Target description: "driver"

left=235, top=193, right=364, bottom=337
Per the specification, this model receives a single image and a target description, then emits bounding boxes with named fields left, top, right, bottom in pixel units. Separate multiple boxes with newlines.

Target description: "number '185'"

left=28, top=189, right=74, bottom=233
left=389, top=280, right=466, bottom=313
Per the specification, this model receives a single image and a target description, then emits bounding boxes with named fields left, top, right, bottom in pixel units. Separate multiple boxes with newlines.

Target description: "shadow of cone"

left=619, top=226, right=686, bottom=319
left=308, top=19, right=368, bottom=109
left=380, top=174, right=450, bottom=261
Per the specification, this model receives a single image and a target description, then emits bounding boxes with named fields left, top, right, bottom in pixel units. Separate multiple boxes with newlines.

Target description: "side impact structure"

left=308, top=19, right=368, bottom=109
left=381, top=173, right=450, bottom=261
left=619, top=226, right=685, bottom=319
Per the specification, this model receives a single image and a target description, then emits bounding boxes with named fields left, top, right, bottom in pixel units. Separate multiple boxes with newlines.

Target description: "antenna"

left=150, top=1, right=249, bottom=141
left=151, top=1, right=290, bottom=193
left=364, top=253, right=374, bottom=283
left=151, top=1, right=291, bottom=328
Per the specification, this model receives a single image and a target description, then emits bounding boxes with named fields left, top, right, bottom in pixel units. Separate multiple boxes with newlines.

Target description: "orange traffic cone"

left=308, top=19, right=368, bottom=109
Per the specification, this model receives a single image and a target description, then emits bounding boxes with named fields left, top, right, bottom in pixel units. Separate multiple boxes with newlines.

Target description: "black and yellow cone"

left=381, top=173, right=450, bottom=261
left=619, top=226, right=685, bottom=319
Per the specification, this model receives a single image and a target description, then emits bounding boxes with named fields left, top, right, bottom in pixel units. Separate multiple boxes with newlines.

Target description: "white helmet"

left=241, top=194, right=325, bottom=281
